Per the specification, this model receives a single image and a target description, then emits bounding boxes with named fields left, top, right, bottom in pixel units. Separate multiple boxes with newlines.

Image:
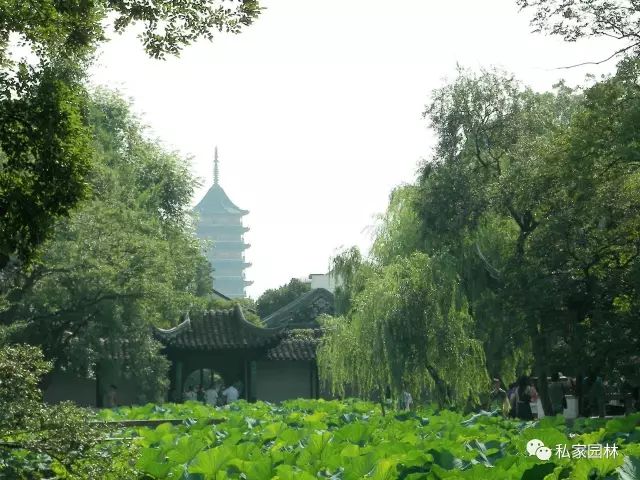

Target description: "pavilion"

left=154, top=289, right=334, bottom=403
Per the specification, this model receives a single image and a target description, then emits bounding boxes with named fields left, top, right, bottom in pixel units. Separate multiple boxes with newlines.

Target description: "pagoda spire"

left=213, top=146, right=219, bottom=186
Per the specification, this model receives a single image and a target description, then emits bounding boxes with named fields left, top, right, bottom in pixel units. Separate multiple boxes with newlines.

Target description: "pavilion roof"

left=266, top=329, right=322, bottom=361
left=154, top=305, right=282, bottom=351
left=264, top=288, right=335, bottom=329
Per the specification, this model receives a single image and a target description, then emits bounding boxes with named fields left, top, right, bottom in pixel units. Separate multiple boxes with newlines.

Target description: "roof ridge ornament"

left=154, top=306, right=285, bottom=350
left=233, top=304, right=284, bottom=335
left=153, top=313, right=192, bottom=340
left=213, top=146, right=219, bottom=186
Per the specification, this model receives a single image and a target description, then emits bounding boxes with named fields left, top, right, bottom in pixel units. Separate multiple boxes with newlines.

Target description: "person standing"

left=222, top=383, right=240, bottom=404
left=529, top=378, right=539, bottom=403
left=588, top=373, right=606, bottom=417
left=529, top=377, right=545, bottom=418
left=548, top=372, right=566, bottom=416
left=401, top=388, right=413, bottom=411
left=196, top=384, right=205, bottom=403
left=515, top=376, right=533, bottom=420
left=507, top=382, right=518, bottom=418
left=489, top=378, right=508, bottom=415
left=205, top=384, right=218, bottom=406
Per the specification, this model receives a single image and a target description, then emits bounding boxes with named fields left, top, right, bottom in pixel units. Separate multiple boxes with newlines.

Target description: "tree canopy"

left=318, top=251, right=487, bottom=408
left=1, top=90, right=215, bottom=401
left=517, top=0, right=640, bottom=65
left=0, top=344, right=133, bottom=478
left=318, top=59, right=640, bottom=409
left=0, top=0, right=261, bottom=271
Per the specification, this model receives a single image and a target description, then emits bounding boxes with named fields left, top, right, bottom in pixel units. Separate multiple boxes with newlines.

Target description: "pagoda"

left=194, top=148, right=252, bottom=298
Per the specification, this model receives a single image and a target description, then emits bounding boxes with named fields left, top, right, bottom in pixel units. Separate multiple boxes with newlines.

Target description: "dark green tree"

left=0, top=344, right=135, bottom=479
left=320, top=61, right=640, bottom=411
left=1, top=90, right=214, bottom=401
left=417, top=61, right=640, bottom=408
left=0, top=0, right=261, bottom=271
left=0, top=61, right=92, bottom=271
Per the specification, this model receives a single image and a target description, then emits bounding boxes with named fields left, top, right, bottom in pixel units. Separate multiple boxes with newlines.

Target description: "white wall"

left=309, top=272, right=341, bottom=293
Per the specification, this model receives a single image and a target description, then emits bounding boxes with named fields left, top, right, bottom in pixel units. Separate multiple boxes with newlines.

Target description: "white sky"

left=90, top=0, right=619, bottom=299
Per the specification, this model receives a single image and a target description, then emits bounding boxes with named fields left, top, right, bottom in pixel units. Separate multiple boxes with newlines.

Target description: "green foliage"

left=321, top=60, right=640, bottom=409
left=0, top=0, right=261, bottom=64
left=414, top=66, right=569, bottom=383
left=0, top=344, right=50, bottom=433
left=0, top=90, right=215, bottom=400
left=256, top=277, right=311, bottom=318
left=319, top=252, right=487, bottom=408
left=0, top=344, right=133, bottom=479
left=413, top=60, right=640, bottom=398
left=108, top=0, right=262, bottom=60
left=370, top=184, right=424, bottom=265
left=93, top=400, right=639, bottom=479
left=521, top=58, right=640, bottom=378
left=0, top=0, right=261, bottom=271
left=0, top=60, right=92, bottom=269
left=517, top=0, right=640, bottom=60
left=331, top=246, right=375, bottom=316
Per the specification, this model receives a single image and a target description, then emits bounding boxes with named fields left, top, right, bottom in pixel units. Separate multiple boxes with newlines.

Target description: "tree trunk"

left=531, top=324, right=553, bottom=416
left=379, top=384, right=386, bottom=417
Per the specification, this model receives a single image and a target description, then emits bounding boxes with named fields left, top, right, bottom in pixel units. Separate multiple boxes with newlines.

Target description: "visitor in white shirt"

left=222, top=384, right=239, bottom=403
left=205, top=385, right=218, bottom=406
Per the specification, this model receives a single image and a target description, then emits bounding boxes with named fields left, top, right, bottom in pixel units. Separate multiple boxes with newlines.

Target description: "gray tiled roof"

left=155, top=302, right=327, bottom=361
left=154, top=305, right=281, bottom=350
left=266, top=329, right=322, bottom=361
left=263, top=288, right=335, bottom=329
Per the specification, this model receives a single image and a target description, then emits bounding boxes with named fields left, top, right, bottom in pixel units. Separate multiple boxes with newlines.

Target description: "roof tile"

left=266, top=329, right=322, bottom=361
left=154, top=305, right=281, bottom=350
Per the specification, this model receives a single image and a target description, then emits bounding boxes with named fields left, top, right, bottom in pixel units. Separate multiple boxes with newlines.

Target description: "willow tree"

left=370, top=184, right=424, bottom=266
left=318, top=251, right=487, bottom=408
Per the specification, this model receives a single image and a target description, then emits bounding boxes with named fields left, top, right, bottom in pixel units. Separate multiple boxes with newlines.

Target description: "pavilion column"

left=175, top=361, right=183, bottom=402
left=244, top=360, right=249, bottom=401
left=249, top=361, right=257, bottom=402
left=168, top=361, right=175, bottom=401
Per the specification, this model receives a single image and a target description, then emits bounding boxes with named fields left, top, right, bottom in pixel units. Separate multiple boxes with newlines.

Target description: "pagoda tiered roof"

left=194, top=184, right=248, bottom=216
left=193, top=148, right=251, bottom=298
left=213, top=258, right=252, bottom=269
left=211, top=241, right=251, bottom=251
left=197, top=223, right=249, bottom=233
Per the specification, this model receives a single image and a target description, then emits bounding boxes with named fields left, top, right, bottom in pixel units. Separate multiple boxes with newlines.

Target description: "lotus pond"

left=97, top=399, right=640, bottom=479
